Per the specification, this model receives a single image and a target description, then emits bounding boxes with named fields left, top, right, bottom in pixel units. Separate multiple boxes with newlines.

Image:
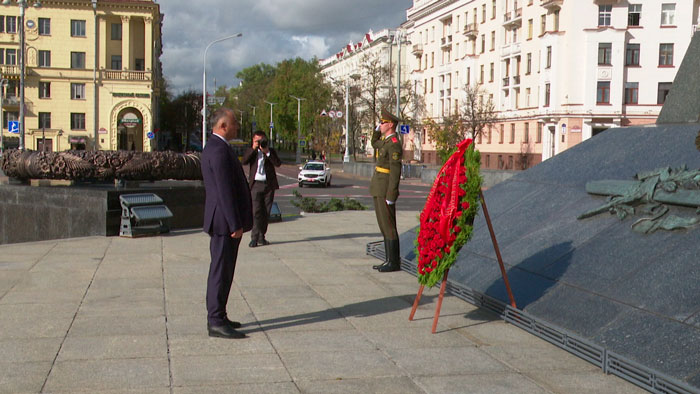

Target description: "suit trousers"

left=373, top=197, right=398, bottom=240
left=206, top=235, right=241, bottom=326
left=251, top=181, right=275, bottom=242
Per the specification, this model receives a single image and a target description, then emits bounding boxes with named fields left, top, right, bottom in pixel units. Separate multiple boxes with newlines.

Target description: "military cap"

left=380, top=108, right=401, bottom=124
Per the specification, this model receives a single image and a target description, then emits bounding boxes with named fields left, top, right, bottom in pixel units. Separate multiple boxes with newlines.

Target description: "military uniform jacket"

left=369, top=129, right=402, bottom=201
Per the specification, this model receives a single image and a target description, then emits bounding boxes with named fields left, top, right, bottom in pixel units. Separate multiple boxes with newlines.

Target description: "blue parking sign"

left=8, top=121, right=19, bottom=134
left=399, top=124, right=410, bottom=134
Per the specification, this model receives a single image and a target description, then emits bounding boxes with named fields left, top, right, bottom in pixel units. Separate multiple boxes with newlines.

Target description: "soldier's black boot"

left=373, top=239, right=390, bottom=270
left=378, top=239, right=401, bottom=272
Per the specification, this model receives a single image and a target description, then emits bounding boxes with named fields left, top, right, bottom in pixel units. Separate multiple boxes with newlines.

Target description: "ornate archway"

left=110, top=100, right=152, bottom=151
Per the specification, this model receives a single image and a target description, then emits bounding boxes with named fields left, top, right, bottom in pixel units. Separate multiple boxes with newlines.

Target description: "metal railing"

left=101, top=70, right=151, bottom=81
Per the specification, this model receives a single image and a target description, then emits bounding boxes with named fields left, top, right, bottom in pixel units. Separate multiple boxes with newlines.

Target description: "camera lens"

left=259, top=139, right=269, bottom=149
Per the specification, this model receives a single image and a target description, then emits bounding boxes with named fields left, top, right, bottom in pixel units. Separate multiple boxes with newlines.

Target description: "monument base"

left=0, top=180, right=204, bottom=245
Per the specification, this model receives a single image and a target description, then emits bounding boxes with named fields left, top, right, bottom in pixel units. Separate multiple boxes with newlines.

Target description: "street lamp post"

left=264, top=100, right=276, bottom=148
left=0, top=78, right=8, bottom=156
left=202, top=32, right=242, bottom=148
left=289, top=95, right=306, bottom=164
left=343, top=79, right=350, bottom=163
left=248, top=104, right=256, bottom=139
left=2, top=0, right=42, bottom=150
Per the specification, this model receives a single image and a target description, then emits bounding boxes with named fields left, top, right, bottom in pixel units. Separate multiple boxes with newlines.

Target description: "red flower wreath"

left=416, top=139, right=482, bottom=287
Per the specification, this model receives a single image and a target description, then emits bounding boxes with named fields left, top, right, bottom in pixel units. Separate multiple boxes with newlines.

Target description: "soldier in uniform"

left=370, top=108, right=403, bottom=272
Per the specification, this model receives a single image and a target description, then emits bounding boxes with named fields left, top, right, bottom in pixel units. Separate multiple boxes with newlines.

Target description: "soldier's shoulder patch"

left=391, top=137, right=398, bottom=143
left=392, top=151, right=400, bottom=161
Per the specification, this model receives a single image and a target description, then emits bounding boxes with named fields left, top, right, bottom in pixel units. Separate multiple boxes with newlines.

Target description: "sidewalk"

left=0, top=211, right=643, bottom=393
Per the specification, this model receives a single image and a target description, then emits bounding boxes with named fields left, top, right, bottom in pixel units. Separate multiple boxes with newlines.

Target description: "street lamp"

left=202, top=32, right=242, bottom=148
left=2, top=0, right=42, bottom=150
left=264, top=100, right=276, bottom=148
left=248, top=104, right=256, bottom=138
left=0, top=78, right=8, bottom=156
left=289, top=95, right=306, bottom=164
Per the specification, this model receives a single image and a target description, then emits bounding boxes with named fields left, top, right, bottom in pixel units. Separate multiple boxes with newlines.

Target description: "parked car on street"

left=298, top=161, right=332, bottom=187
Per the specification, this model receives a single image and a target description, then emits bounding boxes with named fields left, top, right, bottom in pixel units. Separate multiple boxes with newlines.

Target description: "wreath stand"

left=409, top=189, right=517, bottom=333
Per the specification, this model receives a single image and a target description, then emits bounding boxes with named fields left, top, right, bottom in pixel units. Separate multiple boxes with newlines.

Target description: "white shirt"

left=254, top=149, right=269, bottom=181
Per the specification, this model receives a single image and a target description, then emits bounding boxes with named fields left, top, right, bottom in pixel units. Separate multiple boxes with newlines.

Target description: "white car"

left=298, top=161, right=332, bottom=187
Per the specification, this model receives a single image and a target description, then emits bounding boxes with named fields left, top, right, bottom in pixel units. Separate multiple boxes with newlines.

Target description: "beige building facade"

left=0, top=0, right=161, bottom=153
left=404, top=0, right=700, bottom=167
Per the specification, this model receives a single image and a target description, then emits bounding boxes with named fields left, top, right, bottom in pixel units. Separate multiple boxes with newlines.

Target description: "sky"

left=158, top=0, right=413, bottom=95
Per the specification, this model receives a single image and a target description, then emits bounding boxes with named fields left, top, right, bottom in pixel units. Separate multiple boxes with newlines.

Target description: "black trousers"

left=373, top=197, right=398, bottom=240
left=206, top=235, right=241, bottom=326
left=251, top=181, right=275, bottom=242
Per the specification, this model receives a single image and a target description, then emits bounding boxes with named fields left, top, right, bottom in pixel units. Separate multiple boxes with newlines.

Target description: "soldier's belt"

left=375, top=166, right=390, bottom=174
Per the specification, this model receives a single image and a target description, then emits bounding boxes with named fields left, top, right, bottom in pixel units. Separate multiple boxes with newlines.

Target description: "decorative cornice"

left=407, top=0, right=459, bottom=24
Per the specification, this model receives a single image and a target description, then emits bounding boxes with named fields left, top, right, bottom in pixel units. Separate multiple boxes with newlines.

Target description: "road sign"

left=269, top=121, right=274, bottom=128
left=399, top=124, right=410, bottom=134
left=146, top=131, right=155, bottom=140
left=252, top=121, right=257, bottom=129
left=8, top=121, right=19, bottom=134
left=328, top=111, right=336, bottom=118
left=335, top=111, right=343, bottom=118
left=320, top=110, right=327, bottom=117
left=299, top=140, right=306, bottom=147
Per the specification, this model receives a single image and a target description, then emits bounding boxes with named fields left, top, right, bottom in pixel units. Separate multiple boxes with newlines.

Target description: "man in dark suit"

left=241, top=130, right=281, bottom=247
left=201, top=108, right=253, bottom=339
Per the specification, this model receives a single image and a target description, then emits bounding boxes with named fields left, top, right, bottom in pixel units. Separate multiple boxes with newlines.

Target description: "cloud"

left=158, top=0, right=410, bottom=93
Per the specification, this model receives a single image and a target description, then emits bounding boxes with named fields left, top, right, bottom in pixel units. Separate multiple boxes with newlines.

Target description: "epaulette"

left=391, top=137, right=398, bottom=143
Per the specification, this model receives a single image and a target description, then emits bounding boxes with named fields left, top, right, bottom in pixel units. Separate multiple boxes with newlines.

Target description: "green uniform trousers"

left=373, top=197, right=398, bottom=241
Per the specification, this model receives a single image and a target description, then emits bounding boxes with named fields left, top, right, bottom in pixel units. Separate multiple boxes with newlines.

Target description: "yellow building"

left=0, top=0, right=161, bottom=152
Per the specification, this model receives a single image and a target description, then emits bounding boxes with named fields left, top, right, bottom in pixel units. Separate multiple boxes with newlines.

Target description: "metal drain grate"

left=366, top=240, right=699, bottom=394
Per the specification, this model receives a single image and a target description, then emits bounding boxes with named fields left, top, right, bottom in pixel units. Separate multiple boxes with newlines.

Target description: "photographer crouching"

left=242, top=131, right=282, bottom=247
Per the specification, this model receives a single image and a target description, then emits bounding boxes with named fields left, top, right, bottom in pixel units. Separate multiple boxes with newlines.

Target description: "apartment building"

left=0, top=0, right=162, bottom=152
left=319, top=29, right=410, bottom=157
left=405, top=0, right=699, bottom=167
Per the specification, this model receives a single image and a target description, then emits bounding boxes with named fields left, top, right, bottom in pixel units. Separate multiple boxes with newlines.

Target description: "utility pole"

left=289, top=95, right=306, bottom=164
left=264, top=100, right=276, bottom=148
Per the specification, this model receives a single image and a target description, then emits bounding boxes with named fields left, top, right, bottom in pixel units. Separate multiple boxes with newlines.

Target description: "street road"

left=269, top=163, right=431, bottom=216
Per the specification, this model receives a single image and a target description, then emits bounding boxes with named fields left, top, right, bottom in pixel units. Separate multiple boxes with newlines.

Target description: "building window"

left=546, top=46, right=552, bottom=68
left=625, top=82, right=639, bottom=104
left=553, top=10, right=560, bottom=31
left=39, top=82, right=50, bottom=98
left=628, top=4, right=642, bottom=26
left=111, top=23, right=122, bottom=40
left=38, top=50, right=51, bottom=67
left=71, top=52, right=86, bottom=69
left=489, top=62, right=494, bottom=82
left=479, top=65, right=484, bottom=84
left=111, top=55, right=122, bottom=70
left=492, top=0, right=496, bottom=19
left=135, top=58, right=145, bottom=71
left=510, top=124, right=515, bottom=143
left=38, top=18, right=50, bottom=35
left=480, top=34, right=485, bottom=53
left=70, top=20, right=86, bottom=37
left=38, top=112, right=51, bottom=129
left=466, top=67, right=471, bottom=85
left=487, top=127, right=492, bottom=143
left=5, top=16, right=17, bottom=33
left=659, top=43, right=674, bottom=66
left=599, top=5, right=612, bottom=26
left=481, top=4, right=486, bottom=23
left=598, top=43, right=612, bottom=65
left=661, top=4, right=675, bottom=26
left=526, top=52, right=532, bottom=74
left=626, top=43, right=640, bottom=66
left=540, top=14, right=546, bottom=34
left=597, top=81, right=611, bottom=104
left=537, top=123, right=542, bottom=143
left=499, top=124, right=504, bottom=144
left=528, top=19, right=533, bottom=39
left=657, top=82, right=672, bottom=104
left=71, top=113, right=86, bottom=130
left=544, top=83, right=551, bottom=106
left=71, top=83, right=85, bottom=100
left=523, top=123, right=529, bottom=143
left=4, top=111, right=18, bottom=128
left=431, top=52, right=434, bottom=68
left=5, top=48, right=16, bottom=65
left=490, top=31, right=495, bottom=51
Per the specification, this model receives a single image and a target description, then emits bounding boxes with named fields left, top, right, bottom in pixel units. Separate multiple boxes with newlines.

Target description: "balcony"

left=440, top=35, right=452, bottom=49
left=100, top=69, right=152, bottom=81
left=540, top=0, right=563, bottom=10
left=500, top=42, right=522, bottom=57
left=513, top=75, right=521, bottom=86
left=412, top=43, right=424, bottom=56
left=463, top=23, right=478, bottom=39
left=503, top=8, right=522, bottom=28
left=1, top=65, right=23, bottom=78
left=2, top=96, right=20, bottom=107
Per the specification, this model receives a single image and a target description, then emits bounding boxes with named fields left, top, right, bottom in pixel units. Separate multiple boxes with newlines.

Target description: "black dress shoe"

left=249, top=240, right=258, bottom=248
left=208, top=323, right=246, bottom=339
left=377, top=263, right=401, bottom=273
left=224, top=318, right=242, bottom=329
left=259, top=239, right=270, bottom=246
left=373, top=261, right=389, bottom=270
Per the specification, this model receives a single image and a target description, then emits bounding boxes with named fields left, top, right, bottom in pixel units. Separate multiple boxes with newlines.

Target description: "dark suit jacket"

left=241, top=147, right=282, bottom=190
left=201, top=136, right=253, bottom=236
